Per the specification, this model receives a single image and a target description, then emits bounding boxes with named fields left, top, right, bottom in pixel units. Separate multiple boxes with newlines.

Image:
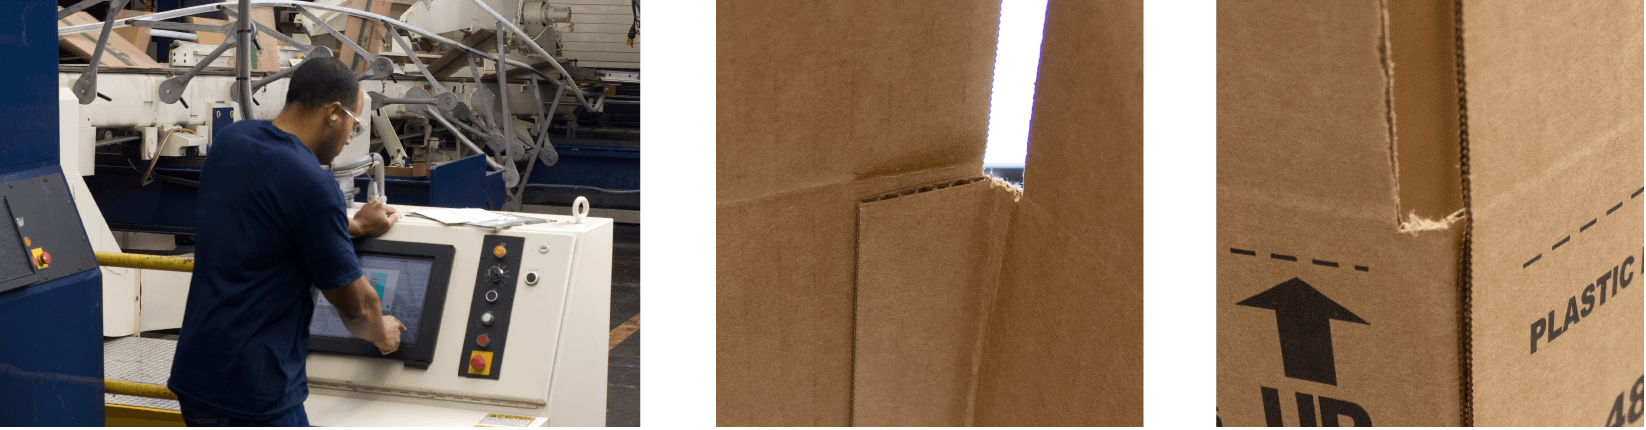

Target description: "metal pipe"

left=159, top=38, right=236, bottom=104
left=373, top=112, right=408, bottom=167
left=150, top=29, right=197, bottom=41
left=295, top=7, right=392, bottom=81
left=508, top=78, right=542, bottom=210
left=369, top=90, right=458, bottom=112
left=235, top=0, right=253, bottom=117
left=495, top=22, right=511, bottom=159
left=96, top=252, right=194, bottom=272
left=369, top=153, right=386, bottom=203
left=106, top=379, right=179, bottom=400
left=463, top=0, right=596, bottom=112
left=428, top=111, right=505, bottom=171
left=69, top=0, right=130, bottom=105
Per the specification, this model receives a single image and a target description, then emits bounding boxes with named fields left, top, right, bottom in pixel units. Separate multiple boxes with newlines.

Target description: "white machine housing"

left=304, top=205, right=612, bottom=427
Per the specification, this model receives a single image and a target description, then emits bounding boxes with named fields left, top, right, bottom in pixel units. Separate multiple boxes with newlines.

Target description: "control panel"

left=304, top=204, right=612, bottom=426
left=0, top=173, right=98, bottom=295
left=458, top=235, right=525, bottom=379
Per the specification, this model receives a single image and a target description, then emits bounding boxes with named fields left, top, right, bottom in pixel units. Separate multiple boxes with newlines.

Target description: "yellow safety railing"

left=95, top=252, right=193, bottom=272
left=105, top=379, right=178, bottom=400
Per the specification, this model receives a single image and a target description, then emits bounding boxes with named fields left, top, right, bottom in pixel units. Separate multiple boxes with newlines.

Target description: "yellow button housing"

left=467, top=350, right=494, bottom=376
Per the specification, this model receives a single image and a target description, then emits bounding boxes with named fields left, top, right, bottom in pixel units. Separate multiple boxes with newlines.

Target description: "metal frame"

left=63, top=0, right=634, bottom=229
left=57, top=0, right=598, bottom=111
left=59, top=0, right=603, bottom=193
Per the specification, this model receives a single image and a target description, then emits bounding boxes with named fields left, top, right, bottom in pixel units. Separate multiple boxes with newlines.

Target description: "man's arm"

left=349, top=200, right=403, bottom=238
left=350, top=217, right=370, bottom=237
left=321, top=276, right=406, bottom=355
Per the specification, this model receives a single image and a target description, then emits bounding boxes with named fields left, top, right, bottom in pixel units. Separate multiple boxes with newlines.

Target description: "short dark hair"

left=284, top=57, right=359, bottom=111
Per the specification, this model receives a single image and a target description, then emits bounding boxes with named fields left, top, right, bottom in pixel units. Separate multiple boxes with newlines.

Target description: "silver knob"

left=481, top=311, right=494, bottom=326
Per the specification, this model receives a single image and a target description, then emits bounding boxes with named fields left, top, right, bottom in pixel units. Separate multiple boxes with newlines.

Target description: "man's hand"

left=374, top=315, right=407, bottom=355
left=349, top=200, right=402, bottom=238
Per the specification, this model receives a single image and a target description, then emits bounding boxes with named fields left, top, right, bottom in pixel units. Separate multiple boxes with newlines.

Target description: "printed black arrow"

left=1237, top=277, right=1368, bottom=386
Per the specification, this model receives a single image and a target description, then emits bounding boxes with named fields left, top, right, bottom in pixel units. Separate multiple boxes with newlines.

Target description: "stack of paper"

left=409, top=208, right=549, bottom=230
left=409, top=208, right=507, bottom=225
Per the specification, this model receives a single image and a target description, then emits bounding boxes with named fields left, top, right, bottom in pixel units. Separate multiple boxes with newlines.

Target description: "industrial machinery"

left=21, top=0, right=630, bottom=425
left=302, top=202, right=612, bottom=426
left=61, top=0, right=640, bottom=229
left=0, top=3, right=105, bottom=426
left=102, top=203, right=614, bottom=426
left=53, top=0, right=636, bottom=337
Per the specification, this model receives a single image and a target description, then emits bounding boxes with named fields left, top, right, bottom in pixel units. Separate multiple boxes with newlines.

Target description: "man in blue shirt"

left=168, top=57, right=406, bottom=426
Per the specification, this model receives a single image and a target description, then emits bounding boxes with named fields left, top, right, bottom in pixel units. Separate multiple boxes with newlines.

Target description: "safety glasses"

left=339, top=106, right=367, bottom=139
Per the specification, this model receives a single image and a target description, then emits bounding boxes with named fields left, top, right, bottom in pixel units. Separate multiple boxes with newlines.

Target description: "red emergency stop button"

left=477, top=333, right=491, bottom=348
left=493, top=245, right=507, bottom=259
left=40, top=251, right=50, bottom=265
left=466, top=350, right=494, bottom=376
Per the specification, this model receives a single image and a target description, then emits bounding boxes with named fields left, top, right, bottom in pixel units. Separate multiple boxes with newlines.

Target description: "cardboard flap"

left=58, top=11, right=162, bottom=69
left=715, top=0, right=1000, bottom=204
left=852, top=178, right=1016, bottom=426
left=717, top=163, right=980, bottom=426
left=970, top=0, right=1144, bottom=425
left=1218, top=0, right=1401, bottom=224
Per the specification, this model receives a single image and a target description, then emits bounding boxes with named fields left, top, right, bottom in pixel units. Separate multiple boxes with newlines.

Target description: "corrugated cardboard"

left=717, top=0, right=1142, bottom=426
left=58, top=10, right=163, bottom=69
left=113, top=10, right=153, bottom=54
left=854, top=179, right=1015, bottom=427
left=190, top=12, right=279, bottom=73
left=331, top=0, right=392, bottom=75
left=1218, top=0, right=1643, bottom=426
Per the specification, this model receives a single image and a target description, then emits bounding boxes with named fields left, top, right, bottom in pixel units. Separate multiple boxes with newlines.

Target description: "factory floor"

left=125, top=223, right=642, bottom=426
left=606, top=224, right=641, bottom=427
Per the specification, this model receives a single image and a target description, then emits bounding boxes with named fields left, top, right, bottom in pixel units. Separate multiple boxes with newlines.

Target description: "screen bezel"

left=308, top=238, right=455, bottom=369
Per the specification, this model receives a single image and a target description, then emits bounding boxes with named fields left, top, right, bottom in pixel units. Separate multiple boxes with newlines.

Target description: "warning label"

left=477, top=413, right=535, bottom=427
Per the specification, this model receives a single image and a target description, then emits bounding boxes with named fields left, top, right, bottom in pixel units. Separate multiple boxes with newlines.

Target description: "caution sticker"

left=477, top=413, right=534, bottom=427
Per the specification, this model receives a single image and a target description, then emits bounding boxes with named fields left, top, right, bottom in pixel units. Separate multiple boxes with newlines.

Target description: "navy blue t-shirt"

left=168, top=120, right=361, bottom=421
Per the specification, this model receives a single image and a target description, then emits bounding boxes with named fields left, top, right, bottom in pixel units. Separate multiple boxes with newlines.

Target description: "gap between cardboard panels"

left=859, top=177, right=1022, bottom=204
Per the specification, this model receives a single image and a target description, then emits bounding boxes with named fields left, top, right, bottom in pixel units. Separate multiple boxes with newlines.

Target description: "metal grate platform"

left=104, top=336, right=181, bottom=411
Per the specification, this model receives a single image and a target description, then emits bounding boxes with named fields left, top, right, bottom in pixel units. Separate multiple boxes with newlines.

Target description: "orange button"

left=22, top=237, right=28, bottom=246
left=492, top=245, right=507, bottom=259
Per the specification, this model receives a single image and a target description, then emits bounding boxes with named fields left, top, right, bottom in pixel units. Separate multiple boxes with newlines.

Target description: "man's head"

left=278, top=57, right=365, bottom=164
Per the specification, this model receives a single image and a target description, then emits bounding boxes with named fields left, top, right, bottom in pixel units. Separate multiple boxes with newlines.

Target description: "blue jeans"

left=179, top=401, right=309, bottom=427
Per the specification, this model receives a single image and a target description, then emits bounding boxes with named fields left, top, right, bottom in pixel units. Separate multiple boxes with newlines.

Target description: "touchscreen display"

left=310, top=255, right=434, bottom=345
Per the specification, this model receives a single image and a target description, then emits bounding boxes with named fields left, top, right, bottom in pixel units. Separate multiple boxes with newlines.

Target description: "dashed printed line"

left=1228, top=248, right=1370, bottom=273
left=1524, top=187, right=1642, bottom=269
